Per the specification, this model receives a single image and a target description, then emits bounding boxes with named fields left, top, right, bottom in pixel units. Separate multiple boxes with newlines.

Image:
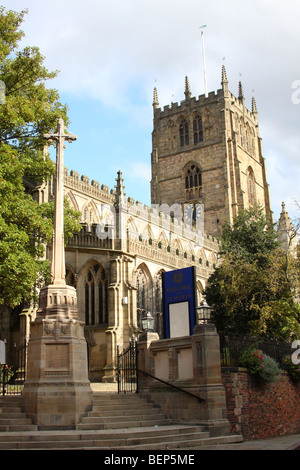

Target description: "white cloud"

left=3, top=0, right=300, bottom=219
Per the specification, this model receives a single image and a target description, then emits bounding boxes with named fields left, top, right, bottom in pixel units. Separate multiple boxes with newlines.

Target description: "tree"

left=219, top=205, right=279, bottom=265
left=204, top=206, right=300, bottom=341
left=0, top=6, right=81, bottom=309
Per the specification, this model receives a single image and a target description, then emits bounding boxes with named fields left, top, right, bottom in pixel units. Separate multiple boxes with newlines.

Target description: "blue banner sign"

left=162, top=266, right=197, bottom=338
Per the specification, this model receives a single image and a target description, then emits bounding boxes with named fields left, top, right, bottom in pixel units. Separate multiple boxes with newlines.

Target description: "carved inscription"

left=45, top=344, right=69, bottom=371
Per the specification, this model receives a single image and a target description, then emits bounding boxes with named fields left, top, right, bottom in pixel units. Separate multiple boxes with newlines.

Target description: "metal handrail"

left=137, top=368, right=205, bottom=403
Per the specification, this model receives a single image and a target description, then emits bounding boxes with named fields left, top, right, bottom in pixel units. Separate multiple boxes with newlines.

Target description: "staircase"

left=0, top=396, right=36, bottom=432
left=0, top=392, right=242, bottom=450
left=77, top=392, right=171, bottom=430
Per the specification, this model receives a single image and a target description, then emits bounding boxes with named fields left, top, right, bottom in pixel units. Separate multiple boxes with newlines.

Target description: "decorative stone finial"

left=221, top=65, right=228, bottom=85
left=238, top=81, right=245, bottom=102
left=278, top=201, right=293, bottom=231
left=184, top=76, right=191, bottom=100
left=153, top=87, right=159, bottom=109
left=251, top=96, right=258, bottom=114
left=114, top=170, right=126, bottom=205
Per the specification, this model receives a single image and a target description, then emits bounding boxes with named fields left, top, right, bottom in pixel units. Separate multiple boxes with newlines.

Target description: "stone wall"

left=222, top=368, right=300, bottom=440
left=138, top=331, right=300, bottom=440
left=137, top=326, right=231, bottom=436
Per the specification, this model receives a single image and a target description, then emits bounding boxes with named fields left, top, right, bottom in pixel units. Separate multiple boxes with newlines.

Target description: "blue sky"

left=4, top=0, right=300, bottom=222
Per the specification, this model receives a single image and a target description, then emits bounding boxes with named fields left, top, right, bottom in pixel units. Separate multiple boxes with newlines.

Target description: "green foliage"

left=0, top=364, right=14, bottom=382
left=0, top=145, right=53, bottom=307
left=0, top=8, right=69, bottom=151
left=38, top=197, right=82, bottom=245
left=239, top=345, right=265, bottom=375
left=239, top=345, right=281, bottom=382
left=205, top=206, right=300, bottom=340
left=0, top=6, right=80, bottom=308
left=220, top=205, right=279, bottom=266
left=250, top=299, right=300, bottom=341
left=258, top=355, right=281, bottom=383
left=0, top=6, right=26, bottom=61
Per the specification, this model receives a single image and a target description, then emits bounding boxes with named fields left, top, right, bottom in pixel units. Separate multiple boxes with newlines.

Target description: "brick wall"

left=222, top=368, right=300, bottom=440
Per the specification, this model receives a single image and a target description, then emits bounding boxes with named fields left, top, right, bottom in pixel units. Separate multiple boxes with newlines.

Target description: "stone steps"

left=77, top=392, right=170, bottom=430
left=0, top=426, right=212, bottom=450
left=0, top=392, right=243, bottom=450
left=0, top=396, right=37, bottom=432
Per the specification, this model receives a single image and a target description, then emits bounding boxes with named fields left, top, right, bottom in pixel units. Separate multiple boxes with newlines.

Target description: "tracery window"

left=66, top=267, right=76, bottom=287
left=247, top=167, right=256, bottom=207
left=84, top=263, right=108, bottom=326
left=185, top=164, right=202, bottom=199
left=136, top=267, right=152, bottom=330
left=193, top=115, right=203, bottom=145
left=82, top=201, right=98, bottom=225
left=245, top=124, right=249, bottom=152
left=167, top=120, right=175, bottom=149
left=136, top=269, right=149, bottom=311
left=240, top=119, right=244, bottom=147
left=179, top=118, right=189, bottom=147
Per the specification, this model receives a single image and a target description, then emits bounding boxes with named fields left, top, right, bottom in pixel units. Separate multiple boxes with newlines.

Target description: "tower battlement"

left=154, top=88, right=224, bottom=117
left=154, top=82, right=258, bottom=125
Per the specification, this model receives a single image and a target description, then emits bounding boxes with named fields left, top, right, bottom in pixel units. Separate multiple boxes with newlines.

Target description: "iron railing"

left=0, top=342, right=27, bottom=396
left=219, top=334, right=292, bottom=368
left=117, top=339, right=138, bottom=394
left=137, top=368, right=205, bottom=403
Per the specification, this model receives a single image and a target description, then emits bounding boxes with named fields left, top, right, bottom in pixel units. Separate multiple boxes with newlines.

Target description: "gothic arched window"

left=247, top=167, right=256, bottom=207
left=136, top=267, right=152, bottom=330
left=66, top=267, right=76, bottom=287
left=84, top=263, right=108, bottom=326
left=184, top=164, right=202, bottom=199
left=136, top=270, right=148, bottom=311
left=167, top=120, right=175, bottom=149
left=179, top=119, right=189, bottom=147
left=239, top=119, right=244, bottom=147
left=193, top=115, right=203, bottom=145
left=82, top=200, right=98, bottom=226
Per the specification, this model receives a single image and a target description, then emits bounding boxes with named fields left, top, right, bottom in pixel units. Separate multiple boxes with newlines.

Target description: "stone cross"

left=44, top=118, right=77, bottom=286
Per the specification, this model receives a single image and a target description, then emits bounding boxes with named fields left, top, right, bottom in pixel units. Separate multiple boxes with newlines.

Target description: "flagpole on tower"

left=199, top=25, right=208, bottom=97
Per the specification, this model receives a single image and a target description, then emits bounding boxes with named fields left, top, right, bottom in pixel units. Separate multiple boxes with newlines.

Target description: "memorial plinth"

left=21, top=119, right=92, bottom=429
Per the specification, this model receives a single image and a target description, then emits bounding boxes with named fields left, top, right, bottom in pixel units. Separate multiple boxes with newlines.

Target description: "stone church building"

left=3, top=66, right=278, bottom=382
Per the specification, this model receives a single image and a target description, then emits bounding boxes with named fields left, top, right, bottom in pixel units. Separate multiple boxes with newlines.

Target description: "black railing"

left=117, top=339, right=138, bottom=394
left=219, top=334, right=292, bottom=368
left=137, top=368, right=205, bottom=403
left=0, top=342, right=27, bottom=396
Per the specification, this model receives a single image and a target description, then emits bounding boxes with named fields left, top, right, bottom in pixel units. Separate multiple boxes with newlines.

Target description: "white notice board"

left=169, top=301, right=190, bottom=338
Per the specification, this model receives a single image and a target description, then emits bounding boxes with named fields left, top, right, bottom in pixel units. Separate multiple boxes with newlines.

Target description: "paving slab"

left=191, top=433, right=300, bottom=450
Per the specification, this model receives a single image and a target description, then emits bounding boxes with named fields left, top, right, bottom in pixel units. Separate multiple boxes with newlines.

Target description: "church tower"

left=150, top=66, right=272, bottom=237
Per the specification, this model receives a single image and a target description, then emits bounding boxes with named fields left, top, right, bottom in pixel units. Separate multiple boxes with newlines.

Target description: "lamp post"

left=141, top=311, right=155, bottom=332
left=197, top=301, right=212, bottom=324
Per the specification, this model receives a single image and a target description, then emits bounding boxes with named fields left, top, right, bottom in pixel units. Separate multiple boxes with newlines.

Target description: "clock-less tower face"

left=150, top=70, right=272, bottom=237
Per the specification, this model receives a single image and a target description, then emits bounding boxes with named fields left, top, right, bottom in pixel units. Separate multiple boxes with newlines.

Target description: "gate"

left=117, top=339, right=138, bottom=394
left=0, top=342, right=27, bottom=396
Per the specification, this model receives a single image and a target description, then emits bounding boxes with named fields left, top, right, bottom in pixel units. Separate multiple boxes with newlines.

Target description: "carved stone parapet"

left=36, top=317, right=85, bottom=340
